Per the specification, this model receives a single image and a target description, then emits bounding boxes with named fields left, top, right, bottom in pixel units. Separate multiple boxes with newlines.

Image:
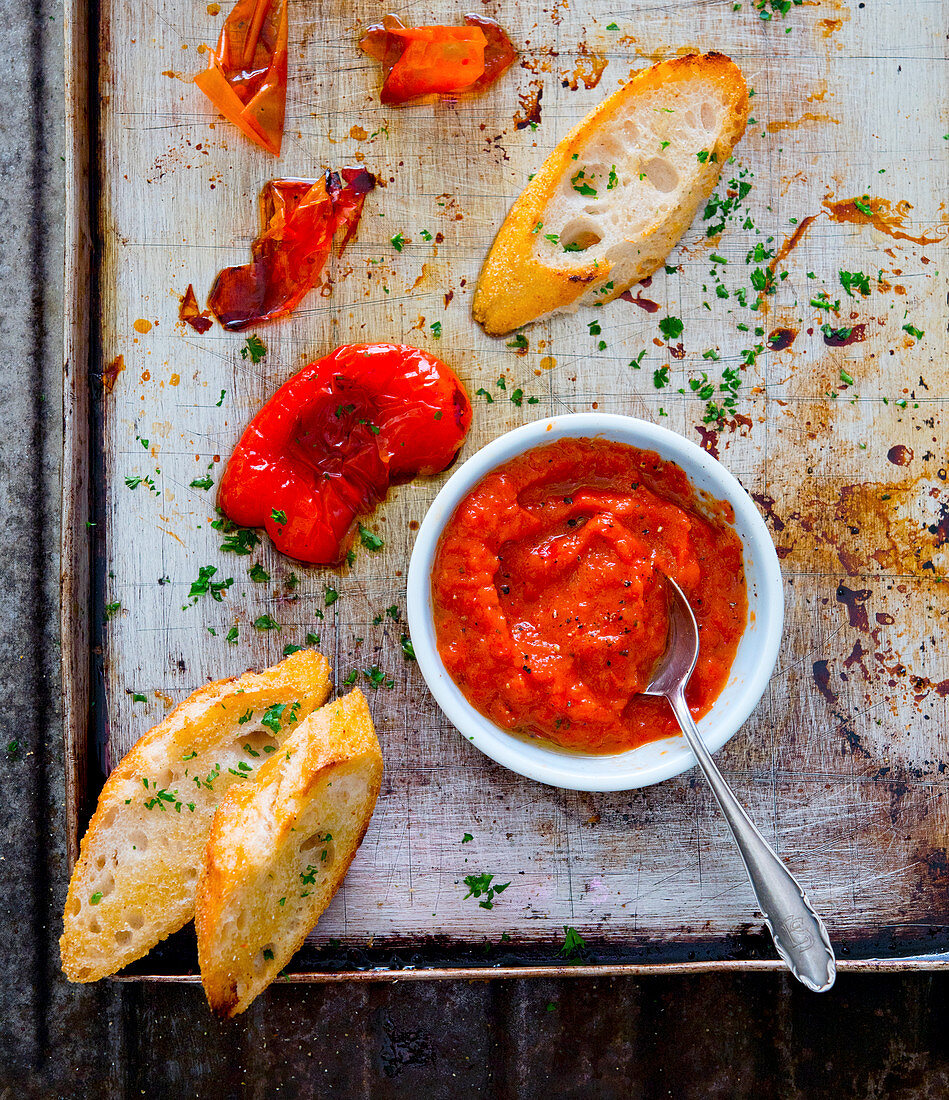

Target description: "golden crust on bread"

left=195, top=689, right=383, bottom=1017
left=60, top=650, right=331, bottom=983
left=473, top=53, right=749, bottom=335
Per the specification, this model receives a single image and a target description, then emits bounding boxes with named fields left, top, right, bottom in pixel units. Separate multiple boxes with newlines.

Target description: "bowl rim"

left=406, top=413, right=784, bottom=792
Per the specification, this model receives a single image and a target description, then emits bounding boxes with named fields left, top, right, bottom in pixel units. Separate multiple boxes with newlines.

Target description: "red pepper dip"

left=432, top=438, right=747, bottom=754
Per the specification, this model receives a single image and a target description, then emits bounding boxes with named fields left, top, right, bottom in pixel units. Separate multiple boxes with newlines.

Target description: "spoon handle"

left=668, top=686, right=836, bottom=992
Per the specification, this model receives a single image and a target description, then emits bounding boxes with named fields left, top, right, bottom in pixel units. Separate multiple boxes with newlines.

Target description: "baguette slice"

left=60, top=650, right=331, bottom=982
left=473, top=52, right=748, bottom=334
left=195, top=688, right=383, bottom=1017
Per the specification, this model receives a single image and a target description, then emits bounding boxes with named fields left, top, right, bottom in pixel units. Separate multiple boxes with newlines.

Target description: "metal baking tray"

left=63, top=0, right=949, bottom=980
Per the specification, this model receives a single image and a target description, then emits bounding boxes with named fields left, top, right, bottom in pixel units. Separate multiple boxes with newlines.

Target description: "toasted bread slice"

left=60, top=650, right=331, bottom=982
left=195, top=689, right=382, bottom=1017
left=473, top=52, right=748, bottom=335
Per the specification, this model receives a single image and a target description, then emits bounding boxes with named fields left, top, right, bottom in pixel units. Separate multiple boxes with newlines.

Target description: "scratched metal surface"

left=84, top=0, right=948, bottom=963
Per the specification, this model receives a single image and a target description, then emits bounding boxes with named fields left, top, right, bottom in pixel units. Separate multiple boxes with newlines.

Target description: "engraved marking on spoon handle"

left=668, top=686, right=836, bottom=993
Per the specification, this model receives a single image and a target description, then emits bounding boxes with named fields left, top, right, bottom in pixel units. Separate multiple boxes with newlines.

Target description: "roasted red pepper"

left=359, top=14, right=516, bottom=105
left=218, top=344, right=472, bottom=565
left=207, top=169, right=375, bottom=330
left=195, top=0, right=288, bottom=155
left=179, top=284, right=213, bottom=333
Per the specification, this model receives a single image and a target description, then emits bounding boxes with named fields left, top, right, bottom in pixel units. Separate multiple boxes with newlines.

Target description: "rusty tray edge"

left=109, top=956, right=949, bottom=983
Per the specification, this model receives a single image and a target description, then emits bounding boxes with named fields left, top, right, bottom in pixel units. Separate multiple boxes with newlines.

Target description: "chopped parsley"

left=839, top=269, right=871, bottom=297
left=653, top=366, right=670, bottom=389
left=249, top=562, right=270, bottom=583
left=89, top=892, right=103, bottom=905
left=261, top=701, right=297, bottom=734
left=226, top=625, right=238, bottom=644
left=462, top=833, right=473, bottom=844
left=607, top=165, right=618, bottom=190
left=305, top=631, right=320, bottom=644
left=560, top=925, right=587, bottom=960
left=462, top=873, right=510, bottom=909
left=362, top=666, right=394, bottom=690
left=241, top=335, right=267, bottom=363
left=902, top=323, right=925, bottom=340
left=358, top=524, right=384, bottom=552
left=212, top=515, right=261, bottom=555
left=253, top=614, right=280, bottom=631
left=104, top=601, right=122, bottom=621
left=570, top=170, right=597, bottom=197
left=324, top=587, right=339, bottom=606
left=270, top=508, right=287, bottom=526
left=188, top=565, right=233, bottom=604
left=475, top=387, right=494, bottom=403
left=189, top=474, right=214, bottom=490
left=238, top=709, right=254, bottom=725
left=853, top=195, right=874, bottom=217
left=658, top=316, right=684, bottom=341
left=400, top=634, right=416, bottom=660
left=430, top=321, right=442, bottom=338
left=507, top=333, right=529, bottom=352
left=390, top=232, right=406, bottom=252
left=810, top=294, right=840, bottom=312
left=283, top=644, right=303, bottom=655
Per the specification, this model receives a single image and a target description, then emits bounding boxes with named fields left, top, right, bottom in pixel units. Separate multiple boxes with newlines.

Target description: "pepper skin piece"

left=359, top=14, right=515, bottom=105
left=217, top=344, right=472, bottom=565
left=194, top=0, right=288, bottom=156
left=207, top=169, right=375, bottom=331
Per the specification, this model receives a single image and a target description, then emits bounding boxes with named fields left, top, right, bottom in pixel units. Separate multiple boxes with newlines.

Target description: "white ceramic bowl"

left=406, top=414, right=784, bottom=792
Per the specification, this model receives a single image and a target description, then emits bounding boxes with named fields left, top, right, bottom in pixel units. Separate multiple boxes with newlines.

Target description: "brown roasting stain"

left=619, top=288, right=660, bottom=313
left=514, top=80, right=543, bottom=129
left=767, top=327, right=797, bottom=351
left=836, top=584, right=871, bottom=632
left=694, top=425, right=719, bottom=458
left=928, top=502, right=949, bottom=548
left=823, top=196, right=946, bottom=246
left=562, top=48, right=608, bottom=90
left=751, top=492, right=786, bottom=532
left=767, top=214, right=820, bottom=277
left=762, top=468, right=947, bottom=578
left=887, top=444, right=914, bottom=467
left=349, top=125, right=369, bottom=141
left=102, top=354, right=125, bottom=394
left=822, top=323, right=866, bottom=347
left=812, top=659, right=838, bottom=704
left=766, top=113, right=840, bottom=133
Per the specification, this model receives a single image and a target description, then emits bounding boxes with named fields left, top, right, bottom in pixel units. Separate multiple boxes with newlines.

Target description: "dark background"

left=4, top=1, right=949, bottom=1095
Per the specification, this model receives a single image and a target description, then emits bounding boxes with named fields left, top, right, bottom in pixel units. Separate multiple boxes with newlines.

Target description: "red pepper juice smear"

left=431, top=438, right=747, bottom=754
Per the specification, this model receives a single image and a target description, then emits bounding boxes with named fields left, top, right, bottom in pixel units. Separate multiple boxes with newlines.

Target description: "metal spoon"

left=643, top=576, right=836, bottom=992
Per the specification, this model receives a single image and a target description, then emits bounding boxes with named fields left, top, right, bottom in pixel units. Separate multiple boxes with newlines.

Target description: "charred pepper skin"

left=218, top=343, right=472, bottom=566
